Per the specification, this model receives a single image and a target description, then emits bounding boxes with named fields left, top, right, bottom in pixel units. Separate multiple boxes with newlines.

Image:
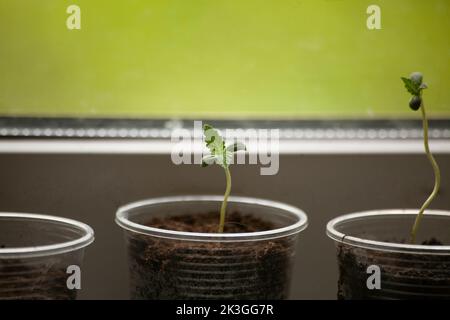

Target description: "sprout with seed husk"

left=201, top=124, right=246, bottom=233
left=401, top=72, right=441, bottom=243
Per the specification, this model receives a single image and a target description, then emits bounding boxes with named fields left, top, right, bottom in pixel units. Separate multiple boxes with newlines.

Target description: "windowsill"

left=0, top=117, right=449, bottom=154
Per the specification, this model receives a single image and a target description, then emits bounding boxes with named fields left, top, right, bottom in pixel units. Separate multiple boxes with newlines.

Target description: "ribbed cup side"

left=336, top=244, right=450, bottom=300
left=0, top=252, right=82, bottom=300
left=125, top=233, right=297, bottom=299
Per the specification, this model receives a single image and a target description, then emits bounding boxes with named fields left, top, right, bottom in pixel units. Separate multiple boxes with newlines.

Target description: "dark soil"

left=148, top=211, right=274, bottom=233
left=336, top=237, right=450, bottom=300
left=126, top=212, right=296, bottom=300
left=421, top=237, right=443, bottom=246
left=0, top=257, right=77, bottom=300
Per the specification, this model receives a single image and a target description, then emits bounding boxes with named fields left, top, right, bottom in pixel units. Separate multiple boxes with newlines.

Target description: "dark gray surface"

left=0, top=153, right=448, bottom=299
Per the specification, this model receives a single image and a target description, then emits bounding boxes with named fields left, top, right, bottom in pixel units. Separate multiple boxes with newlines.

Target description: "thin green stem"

left=409, top=101, right=441, bottom=243
left=218, top=167, right=232, bottom=233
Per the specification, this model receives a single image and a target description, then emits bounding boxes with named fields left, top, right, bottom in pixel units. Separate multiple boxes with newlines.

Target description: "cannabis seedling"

left=401, top=72, right=441, bottom=243
left=202, top=124, right=246, bottom=233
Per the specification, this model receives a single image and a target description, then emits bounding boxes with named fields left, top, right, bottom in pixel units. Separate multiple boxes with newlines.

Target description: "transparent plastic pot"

left=327, top=209, right=450, bottom=300
left=0, top=213, right=94, bottom=300
left=116, top=195, right=308, bottom=300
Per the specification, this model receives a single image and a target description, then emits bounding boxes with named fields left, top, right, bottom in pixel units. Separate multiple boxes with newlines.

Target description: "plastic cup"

left=0, top=213, right=94, bottom=300
left=327, top=209, right=450, bottom=299
left=116, top=195, right=308, bottom=299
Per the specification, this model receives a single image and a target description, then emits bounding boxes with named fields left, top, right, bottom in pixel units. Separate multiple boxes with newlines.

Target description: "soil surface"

left=421, top=237, right=443, bottom=245
left=147, top=211, right=274, bottom=233
left=127, top=212, right=296, bottom=300
left=336, top=237, right=450, bottom=300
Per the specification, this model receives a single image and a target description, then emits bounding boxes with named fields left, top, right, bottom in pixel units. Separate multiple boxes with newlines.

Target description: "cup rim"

left=326, top=209, right=450, bottom=254
left=0, top=212, right=95, bottom=258
left=115, top=195, right=308, bottom=242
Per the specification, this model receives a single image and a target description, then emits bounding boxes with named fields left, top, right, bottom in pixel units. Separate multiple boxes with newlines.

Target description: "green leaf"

left=203, top=124, right=227, bottom=167
left=401, top=77, right=420, bottom=96
left=202, top=124, right=247, bottom=169
left=203, top=124, right=225, bottom=155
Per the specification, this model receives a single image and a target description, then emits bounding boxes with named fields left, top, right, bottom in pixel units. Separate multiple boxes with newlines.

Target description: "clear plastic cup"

left=116, top=195, right=308, bottom=300
left=0, top=213, right=94, bottom=300
left=327, top=209, right=450, bottom=299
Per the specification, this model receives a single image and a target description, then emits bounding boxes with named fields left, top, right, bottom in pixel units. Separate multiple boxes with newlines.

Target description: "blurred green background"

left=0, top=0, right=449, bottom=119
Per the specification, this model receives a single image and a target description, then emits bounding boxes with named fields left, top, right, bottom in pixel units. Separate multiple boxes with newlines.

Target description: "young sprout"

left=401, top=72, right=441, bottom=243
left=202, top=124, right=246, bottom=233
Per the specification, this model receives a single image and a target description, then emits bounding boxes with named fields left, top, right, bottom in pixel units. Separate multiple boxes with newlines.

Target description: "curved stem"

left=218, top=167, right=232, bottom=233
left=409, top=101, right=441, bottom=243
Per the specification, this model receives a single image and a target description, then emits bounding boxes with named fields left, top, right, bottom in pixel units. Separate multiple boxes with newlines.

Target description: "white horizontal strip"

left=1, top=127, right=450, bottom=140
left=0, top=139, right=449, bottom=154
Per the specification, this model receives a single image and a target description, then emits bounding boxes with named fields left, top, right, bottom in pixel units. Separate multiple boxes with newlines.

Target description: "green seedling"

left=202, top=124, right=246, bottom=233
left=401, top=72, right=441, bottom=243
